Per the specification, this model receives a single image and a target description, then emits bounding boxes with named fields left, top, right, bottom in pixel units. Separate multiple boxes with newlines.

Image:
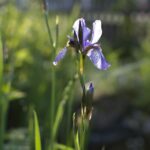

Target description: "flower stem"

left=43, top=11, right=54, bottom=50
left=75, top=52, right=88, bottom=149
left=42, top=4, right=56, bottom=149
left=76, top=53, right=85, bottom=93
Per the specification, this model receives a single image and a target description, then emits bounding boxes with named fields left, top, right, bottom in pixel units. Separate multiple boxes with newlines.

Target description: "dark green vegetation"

left=0, top=1, right=150, bottom=150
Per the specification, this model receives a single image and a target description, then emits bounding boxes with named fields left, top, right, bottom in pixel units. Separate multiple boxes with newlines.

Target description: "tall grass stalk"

left=73, top=113, right=80, bottom=150
left=52, top=73, right=78, bottom=140
left=43, top=7, right=56, bottom=129
left=0, top=33, right=4, bottom=150
left=66, top=89, right=74, bottom=145
left=0, top=34, right=3, bottom=84
left=54, top=143, right=74, bottom=150
left=33, top=110, right=42, bottom=150
left=41, top=1, right=57, bottom=148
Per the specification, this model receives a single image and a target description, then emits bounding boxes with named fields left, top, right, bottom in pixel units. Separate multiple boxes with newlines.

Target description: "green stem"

left=51, top=64, right=55, bottom=123
left=66, top=86, right=74, bottom=146
left=76, top=53, right=86, bottom=112
left=80, top=119, right=89, bottom=150
left=73, top=113, right=80, bottom=150
left=43, top=9, right=56, bottom=150
left=52, top=73, right=78, bottom=140
left=44, top=11, right=54, bottom=50
left=0, top=99, right=8, bottom=150
left=76, top=53, right=85, bottom=95
left=75, top=52, right=89, bottom=150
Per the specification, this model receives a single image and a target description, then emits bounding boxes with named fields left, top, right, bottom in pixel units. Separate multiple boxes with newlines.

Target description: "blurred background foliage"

left=0, top=1, right=79, bottom=126
left=0, top=0, right=150, bottom=149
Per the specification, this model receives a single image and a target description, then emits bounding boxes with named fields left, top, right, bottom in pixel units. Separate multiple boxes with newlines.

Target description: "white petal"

left=72, top=19, right=80, bottom=38
left=91, top=20, right=102, bottom=44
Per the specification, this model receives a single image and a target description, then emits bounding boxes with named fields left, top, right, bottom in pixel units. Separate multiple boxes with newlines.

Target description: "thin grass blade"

left=33, top=110, right=42, bottom=150
left=54, top=143, right=74, bottom=150
left=74, top=132, right=80, bottom=150
left=52, top=74, right=78, bottom=139
left=0, top=34, right=3, bottom=84
left=52, top=99, right=65, bottom=139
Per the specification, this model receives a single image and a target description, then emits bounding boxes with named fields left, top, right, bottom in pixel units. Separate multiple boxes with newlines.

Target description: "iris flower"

left=53, top=18, right=110, bottom=70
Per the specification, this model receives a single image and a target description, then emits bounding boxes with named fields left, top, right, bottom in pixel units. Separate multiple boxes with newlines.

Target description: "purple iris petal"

left=83, top=27, right=91, bottom=48
left=53, top=47, right=67, bottom=66
left=88, top=83, right=94, bottom=94
left=87, top=47, right=110, bottom=70
left=73, top=18, right=83, bottom=41
left=91, top=20, right=102, bottom=44
left=73, top=18, right=90, bottom=48
left=53, top=18, right=110, bottom=69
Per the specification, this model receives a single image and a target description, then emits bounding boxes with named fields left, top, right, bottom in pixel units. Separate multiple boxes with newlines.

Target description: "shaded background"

left=0, top=0, right=150, bottom=149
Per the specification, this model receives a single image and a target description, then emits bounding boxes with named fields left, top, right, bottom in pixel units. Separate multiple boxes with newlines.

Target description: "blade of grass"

left=41, top=1, right=56, bottom=148
left=33, top=110, right=42, bottom=150
left=0, top=33, right=4, bottom=150
left=66, top=89, right=74, bottom=144
left=74, top=132, right=80, bottom=150
left=54, top=143, right=74, bottom=150
left=41, top=2, right=58, bottom=147
left=73, top=113, right=80, bottom=150
left=52, top=74, right=78, bottom=140
left=0, top=33, right=3, bottom=84
left=52, top=99, right=65, bottom=140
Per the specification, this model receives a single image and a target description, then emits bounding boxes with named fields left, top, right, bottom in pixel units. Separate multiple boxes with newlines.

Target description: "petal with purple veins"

left=73, top=18, right=85, bottom=41
left=87, top=47, right=110, bottom=70
left=82, top=27, right=91, bottom=48
left=83, top=27, right=90, bottom=41
left=73, top=18, right=90, bottom=40
left=73, top=18, right=90, bottom=48
left=91, top=20, right=102, bottom=44
left=53, top=47, right=68, bottom=66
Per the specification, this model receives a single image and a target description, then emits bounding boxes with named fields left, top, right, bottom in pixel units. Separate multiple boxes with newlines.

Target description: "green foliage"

left=0, top=3, right=79, bottom=124
left=52, top=74, right=77, bottom=141
left=0, top=34, right=3, bottom=84
left=0, top=2, right=80, bottom=150
left=74, top=131, right=80, bottom=150
left=1, top=1, right=150, bottom=150
left=33, top=110, right=42, bottom=150
left=134, top=26, right=150, bottom=109
left=54, top=143, right=74, bottom=150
